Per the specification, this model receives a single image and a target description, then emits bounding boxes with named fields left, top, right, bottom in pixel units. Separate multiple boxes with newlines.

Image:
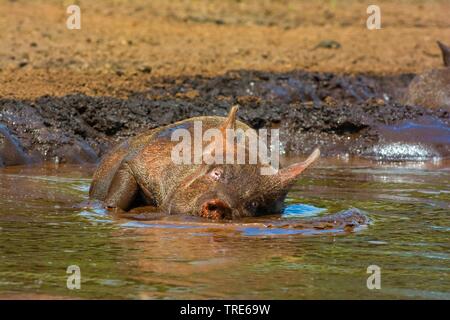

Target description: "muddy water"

left=0, top=158, right=448, bottom=299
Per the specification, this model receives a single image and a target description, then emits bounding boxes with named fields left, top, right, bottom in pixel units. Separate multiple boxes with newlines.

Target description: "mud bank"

left=0, top=70, right=449, bottom=166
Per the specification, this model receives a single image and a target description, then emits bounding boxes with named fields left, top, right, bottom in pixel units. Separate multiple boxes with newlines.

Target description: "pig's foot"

left=113, top=205, right=168, bottom=221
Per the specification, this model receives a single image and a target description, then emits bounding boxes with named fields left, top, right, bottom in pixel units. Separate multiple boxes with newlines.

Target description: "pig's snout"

left=200, top=198, right=233, bottom=220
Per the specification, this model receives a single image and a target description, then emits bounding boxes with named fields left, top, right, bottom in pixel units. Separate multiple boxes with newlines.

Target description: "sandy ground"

left=0, top=0, right=449, bottom=99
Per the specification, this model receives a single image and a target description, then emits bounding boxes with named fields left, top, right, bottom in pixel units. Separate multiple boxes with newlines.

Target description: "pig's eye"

left=248, top=201, right=258, bottom=209
left=209, top=168, right=223, bottom=181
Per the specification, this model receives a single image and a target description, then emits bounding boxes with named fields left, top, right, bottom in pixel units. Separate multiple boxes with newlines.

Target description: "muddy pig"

left=89, top=106, right=320, bottom=219
left=0, top=124, right=31, bottom=167
left=404, top=41, right=450, bottom=109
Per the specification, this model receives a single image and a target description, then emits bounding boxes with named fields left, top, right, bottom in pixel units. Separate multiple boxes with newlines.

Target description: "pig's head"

left=167, top=106, right=320, bottom=219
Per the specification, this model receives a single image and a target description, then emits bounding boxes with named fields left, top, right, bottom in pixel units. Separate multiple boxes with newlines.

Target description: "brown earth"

left=0, top=0, right=449, bottom=99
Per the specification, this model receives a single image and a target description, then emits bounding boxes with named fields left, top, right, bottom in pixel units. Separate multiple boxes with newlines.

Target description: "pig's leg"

left=117, top=206, right=167, bottom=220
left=104, top=163, right=139, bottom=211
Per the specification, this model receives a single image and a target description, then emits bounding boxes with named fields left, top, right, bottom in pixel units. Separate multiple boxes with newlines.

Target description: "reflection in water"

left=282, top=203, right=326, bottom=218
left=0, top=159, right=449, bottom=299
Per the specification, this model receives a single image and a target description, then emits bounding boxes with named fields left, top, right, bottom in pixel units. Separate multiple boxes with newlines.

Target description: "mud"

left=0, top=70, right=449, bottom=166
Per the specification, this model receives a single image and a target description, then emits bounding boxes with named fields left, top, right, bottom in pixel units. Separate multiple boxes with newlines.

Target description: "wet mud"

left=0, top=70, right=449, bottom=167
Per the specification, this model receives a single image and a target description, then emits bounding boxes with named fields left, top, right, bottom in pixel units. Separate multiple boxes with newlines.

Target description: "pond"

left=0, top=158, right=448, bottom=299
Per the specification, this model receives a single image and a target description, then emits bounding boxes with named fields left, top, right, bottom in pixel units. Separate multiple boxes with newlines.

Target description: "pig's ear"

left=279, top=148, right=320, bottom=185
left=218, top=105, right=239, bottom=155
left=220, top=105, right=239, bottom=132
left=202, top=106, right=240, bottom=163
left=437, top=41, right=450, bottom=67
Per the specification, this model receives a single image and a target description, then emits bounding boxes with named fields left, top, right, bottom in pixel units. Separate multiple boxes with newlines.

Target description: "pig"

left=89, top=106, right=321, bottom=220
left=0, top=124, right=31, bottom=167
left=404, top=41, right=450, bottom=109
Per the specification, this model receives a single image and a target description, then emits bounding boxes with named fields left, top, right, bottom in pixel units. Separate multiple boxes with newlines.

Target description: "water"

left=0, top=158, right=448, bottom=299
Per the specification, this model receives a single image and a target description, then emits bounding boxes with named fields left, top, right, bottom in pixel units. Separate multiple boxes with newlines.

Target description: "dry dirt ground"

left=0, top=0, right=449, bottom=99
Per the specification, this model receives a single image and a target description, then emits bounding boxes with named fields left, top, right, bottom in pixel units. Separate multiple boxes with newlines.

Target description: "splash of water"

left=370, top=142, right=439, bottom=161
